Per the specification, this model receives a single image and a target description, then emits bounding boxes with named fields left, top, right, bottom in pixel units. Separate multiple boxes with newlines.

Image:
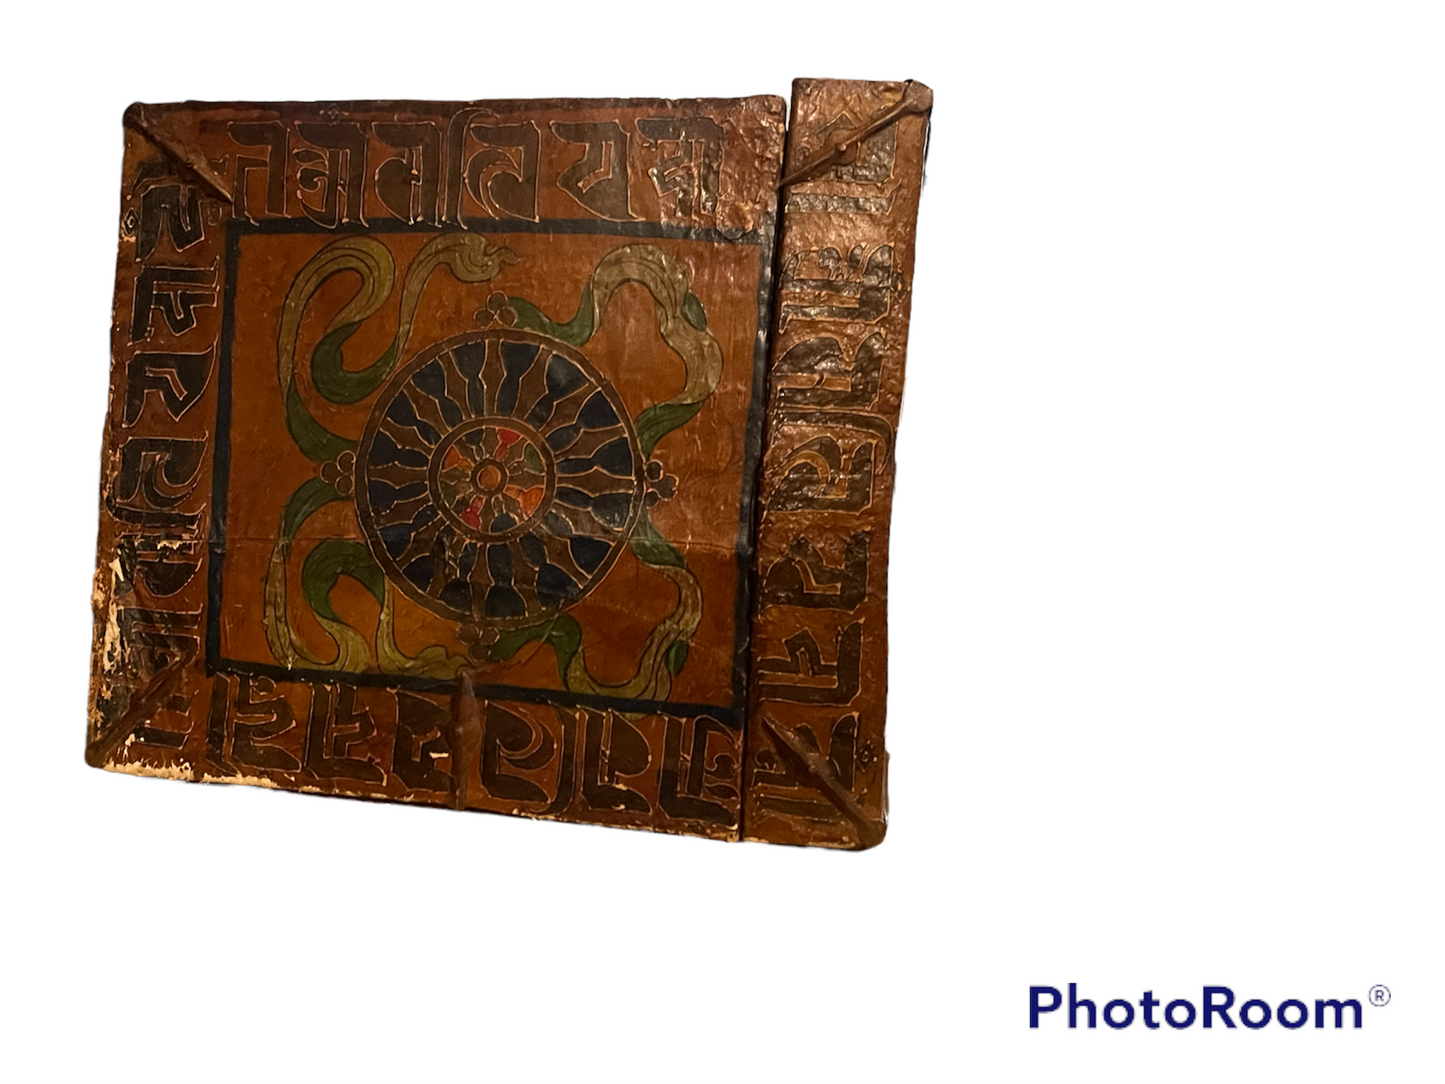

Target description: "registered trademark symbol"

left=1368, top=985, right=1391, bottom=1007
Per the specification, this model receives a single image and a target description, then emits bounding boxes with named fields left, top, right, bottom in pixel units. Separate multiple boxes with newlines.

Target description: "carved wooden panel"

left=745, top=79, right=932, bottom=848
left=88, top=84, right=931, bottom=848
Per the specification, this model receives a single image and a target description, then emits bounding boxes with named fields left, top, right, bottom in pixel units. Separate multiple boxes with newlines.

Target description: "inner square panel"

left=213, top=223, right=769, bottom=714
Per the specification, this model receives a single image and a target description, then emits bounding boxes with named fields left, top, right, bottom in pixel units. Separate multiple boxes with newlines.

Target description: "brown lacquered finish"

left=744, top=79, right=932, bottom=848
left=88, top=85, right=929, bottom=847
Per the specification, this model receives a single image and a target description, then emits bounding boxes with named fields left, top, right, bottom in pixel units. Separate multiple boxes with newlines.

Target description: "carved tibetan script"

left=89, top=82, right=931, bottom=849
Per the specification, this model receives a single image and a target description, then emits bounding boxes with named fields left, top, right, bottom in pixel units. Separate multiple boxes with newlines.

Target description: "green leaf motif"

left=629, top=509, right=686, bottom=569
left=489, top=615, right=583, bottom=684
left=635, top=400, right=703, bottom=459
left=664, top=640, right=689, bottom=674
left=311, top=321, right=399, bottom=404
left=285, top=381, right=355, bottom=463
left=281, top=476, right=345, bottom=541
left=681, top=290, right=708, bottom=331
left=302, top=540, right=385, bottom=622
left=508, top=283, right=596, bottom=347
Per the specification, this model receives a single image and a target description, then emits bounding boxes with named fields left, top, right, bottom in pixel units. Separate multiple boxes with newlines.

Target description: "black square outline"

left=205, top=215, right=776, bottom=728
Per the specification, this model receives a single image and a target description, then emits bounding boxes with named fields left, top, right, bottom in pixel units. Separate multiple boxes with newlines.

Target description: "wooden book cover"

left=88, top=82, right=930, bottom=848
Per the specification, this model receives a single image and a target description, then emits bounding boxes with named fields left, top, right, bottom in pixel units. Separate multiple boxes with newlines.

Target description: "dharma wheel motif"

left=356, top=329, right=643, bottom=627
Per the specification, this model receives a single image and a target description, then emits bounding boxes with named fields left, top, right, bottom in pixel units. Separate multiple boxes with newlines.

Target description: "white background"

left=1, top=2, right=1441, bottom=1081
